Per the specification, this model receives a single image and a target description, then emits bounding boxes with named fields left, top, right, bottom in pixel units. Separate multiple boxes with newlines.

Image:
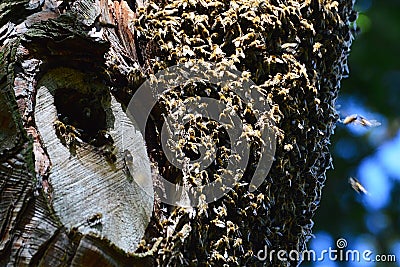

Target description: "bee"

left=86, top=212, right=103, bottom=227
left=161, top=8, right=179, bottom=16
left=103, top=149, right=117, bottom=165
left=342, top=114, right=358, bottom=125
left=195, top=22, right=210, bottom=38
left=207, top=1, right=224, bottom=8
left=211, top=16, right=223, bottom=30
left=187, top=128, right=196, bottom=141
left=211, top=218, right=226, bottom=228
left=97, top=139, right=117, bottom=165
left=327, top=1, right=339, bottom=11
left=281, top=42, right=298, bottom=51
left=65, top=124, right=80, bottom=134
left=182, top=45, right=195, bottom=57
left=358, top=116, right=381, bottom=127
left=189, top=37, right=206, bottom=46
left=312, top=42, right=322, bottom=53
left=123, top=149, right=134, bottom=182
left=210, top=44, right=225, bottom=60
left=213, top=206, right=228, bottom=217
left=284, top=144, right=293, bottom=151
left=349, top=10, right=358, bottom=22
left=342, top=114, right=381, bottom=128
left=258, top=1, right=268, bottom=13
left=226, top=220, right=237, bottom=234
left=233, top=237, right=242, bottom=248
left=54, top=120, right=82, bottom=154
left=256, top=193, right=264, bottom=203
left=212, top=252, right=226, bottom=262
left=197, top=194, right=209, bottom=217
left=349, top=177, right=369, bottom=195
left=54, top=120, right=66, bottom=136
left=211, top=174, right=222, bottom=185
left=90, top=130, right=114, bottom=147
left=192, top=45, right=211, bottom=56
left=213, top=237, right=226, bottom=250
left=88, top=130, right=117, bottom=164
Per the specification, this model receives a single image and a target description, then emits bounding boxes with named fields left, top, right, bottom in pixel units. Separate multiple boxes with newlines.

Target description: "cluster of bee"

left=348, top=177, right=369, bottom=195
left=130, top=0, right=356, bottom=265
left=53, top=120, right=83, bottom=155
left=53, top=120, right=116, bottom=164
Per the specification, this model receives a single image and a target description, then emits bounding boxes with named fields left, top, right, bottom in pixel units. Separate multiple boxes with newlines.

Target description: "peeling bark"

left=35, top=67, right=153, bottom=254
left=1, top=0, right=155, bottom=265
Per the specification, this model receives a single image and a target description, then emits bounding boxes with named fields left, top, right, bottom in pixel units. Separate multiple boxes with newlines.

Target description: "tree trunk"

left=0, top=0, right=355, bottom=266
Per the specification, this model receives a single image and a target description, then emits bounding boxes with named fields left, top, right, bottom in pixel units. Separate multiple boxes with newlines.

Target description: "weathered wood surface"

left=35, top=67, right=153, bottom=254
left=0, top=0, right=356, bottom=266
left=1, top=0, right=154, bottom=266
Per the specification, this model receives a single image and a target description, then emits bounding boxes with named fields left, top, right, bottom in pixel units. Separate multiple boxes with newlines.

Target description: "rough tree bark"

left=0, top=0, right=355, bottom=266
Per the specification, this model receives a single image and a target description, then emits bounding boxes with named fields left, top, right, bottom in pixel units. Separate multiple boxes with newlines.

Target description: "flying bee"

left=342, top=114, right=381, bottom=128
left=349, top=177, right=369, bottom=195
left=342, top=114, right=358, bottom=125
left=358, top=116, right=381, bottom=128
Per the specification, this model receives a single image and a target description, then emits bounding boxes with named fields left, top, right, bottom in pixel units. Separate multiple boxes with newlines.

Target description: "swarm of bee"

left=126, top=0, right=356, bottom=265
